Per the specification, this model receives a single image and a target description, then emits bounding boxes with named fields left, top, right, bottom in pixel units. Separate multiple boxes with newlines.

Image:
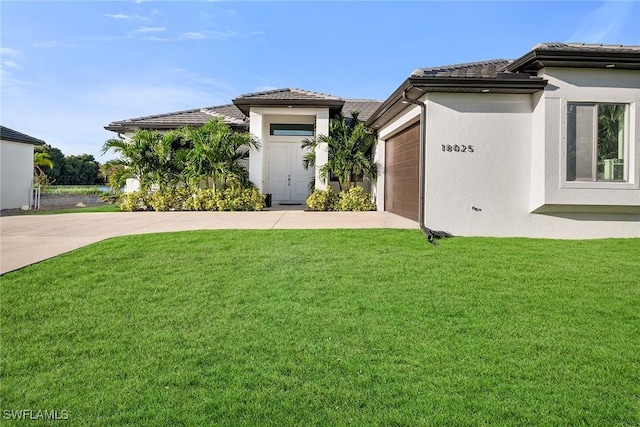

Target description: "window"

left=270, top=124, right=314, bottom=136
left=567, top=103, right=627, bottom=182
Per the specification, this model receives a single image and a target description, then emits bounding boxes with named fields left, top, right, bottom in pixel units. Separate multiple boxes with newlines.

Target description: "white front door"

left=269, top=143, right=314, bottom=202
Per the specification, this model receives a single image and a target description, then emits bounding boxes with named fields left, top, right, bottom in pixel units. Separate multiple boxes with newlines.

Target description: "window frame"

left=561, top=100, right=637, bottom=190
left=269, top=123, right=315, bottom=137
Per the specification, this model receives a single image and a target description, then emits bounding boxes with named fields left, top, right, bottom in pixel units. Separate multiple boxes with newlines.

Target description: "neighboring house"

left=0, top=126, right=45, bottom=211
left=106, top=42, right=640, bottom=238
left=105, top=89, right=382, bottom=201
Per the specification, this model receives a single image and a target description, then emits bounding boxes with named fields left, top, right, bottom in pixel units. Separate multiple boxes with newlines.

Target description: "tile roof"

left=532, top=42, right=640, bottom=53
left=411, top=59, right=512, bottom=78
left=410, top=43, right=640, bottom=79
left=342, top=99, right=384, bottom=122
left=234, top=88, right=342, bottom=101
left=106, top=104, right=247, bottom=130
left=0, top=125, right=45, bottom=145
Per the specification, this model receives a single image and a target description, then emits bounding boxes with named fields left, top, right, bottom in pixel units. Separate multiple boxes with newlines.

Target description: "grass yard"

left=1, top=230, right=638, bottom=426
left=25, top=204, right=121, bottom=215
left=43, top=185, right=109, bottom=195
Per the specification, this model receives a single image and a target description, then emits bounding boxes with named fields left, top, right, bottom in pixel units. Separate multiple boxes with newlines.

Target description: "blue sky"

left=2, top=1, right=639, bottom=161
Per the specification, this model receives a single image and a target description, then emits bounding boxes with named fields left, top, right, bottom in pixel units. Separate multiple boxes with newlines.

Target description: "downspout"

left=402, top=89, right=451, bottom=244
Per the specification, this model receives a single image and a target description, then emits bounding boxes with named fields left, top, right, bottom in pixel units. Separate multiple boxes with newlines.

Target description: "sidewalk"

left=0, top=211, right=417, bottom=274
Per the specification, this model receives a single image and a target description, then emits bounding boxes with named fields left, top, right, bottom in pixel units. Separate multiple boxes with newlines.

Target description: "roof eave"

left=232, top=98, right=345, bottom=115
left=104, top=121, right=248, bottom=133
left=2, top=138, right=45, bottom=146
left=366, top=77, right=547, bottom=129
left=507, top=49, right=640, bottom=73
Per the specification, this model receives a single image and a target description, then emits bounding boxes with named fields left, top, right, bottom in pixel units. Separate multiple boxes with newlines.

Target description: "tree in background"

left=61, top=154, right=102, bottom=185
left=34, top=144, right=103, bottom=185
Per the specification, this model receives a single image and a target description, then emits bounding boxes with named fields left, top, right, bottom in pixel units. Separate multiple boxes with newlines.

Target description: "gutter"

left=401, top=89, right=451, bottom=244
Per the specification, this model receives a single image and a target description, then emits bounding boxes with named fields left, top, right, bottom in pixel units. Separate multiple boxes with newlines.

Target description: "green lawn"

left=1, top=230, right=638, bottom=426
left=43, top=185, right=109, bottom=195
left=25, top=204, right=121, bottom=215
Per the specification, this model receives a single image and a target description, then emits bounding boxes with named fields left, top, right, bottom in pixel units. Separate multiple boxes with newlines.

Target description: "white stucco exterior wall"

left=532, top=68, right=640, bottom=211
left=1, top=140, right=35, bottom=210
left=377, top=80, right=640, bottom=238
left=423, top=92, right=542, bottom=237
left=249, top=107, right=329, bottom=195
left=249, top=110, right=264, bottom=190
left=314, top=110, right=330, bottom=190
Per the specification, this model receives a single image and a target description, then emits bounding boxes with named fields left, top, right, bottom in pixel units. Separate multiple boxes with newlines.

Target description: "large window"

left=270, top=124, right=314, bottom=136
left=567, top=103, right=627, bottom=182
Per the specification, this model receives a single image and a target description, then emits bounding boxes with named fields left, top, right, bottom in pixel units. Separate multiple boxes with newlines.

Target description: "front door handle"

left=288, top=175, right=291, bottom=186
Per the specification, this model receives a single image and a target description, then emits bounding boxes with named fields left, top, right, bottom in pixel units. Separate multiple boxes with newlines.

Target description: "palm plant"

left=102, top=130, right=154, bottom=192
left=181, top=118, right=259, bottom=192
left=101, top=129, right=184, bottom=192
left=598, top=104, right=625, bottom=161
left=301, top=111, right=379, bottom=190
left=33, top=152, right=55, bottom=187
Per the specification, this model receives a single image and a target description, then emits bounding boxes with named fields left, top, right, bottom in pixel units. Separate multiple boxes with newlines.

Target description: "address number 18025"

left=441, top=144, right=474, bottom=153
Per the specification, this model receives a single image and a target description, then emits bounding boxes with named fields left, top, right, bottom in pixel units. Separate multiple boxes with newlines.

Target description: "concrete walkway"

left=0, top=211, right=417, bottom=274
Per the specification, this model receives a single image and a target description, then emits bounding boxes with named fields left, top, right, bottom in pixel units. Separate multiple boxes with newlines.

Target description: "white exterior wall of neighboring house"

left=0, top=139, right=35, bottom=210
left=249, top=107, right=330, bottom=202
left=376, top=78, right=640, bottom=238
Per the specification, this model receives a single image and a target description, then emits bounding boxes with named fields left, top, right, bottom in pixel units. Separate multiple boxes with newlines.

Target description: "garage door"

left=385, top=122, right=419, bottom=221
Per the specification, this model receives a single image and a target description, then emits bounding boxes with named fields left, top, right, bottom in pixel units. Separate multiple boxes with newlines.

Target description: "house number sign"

left=441, top=144, right=474, bottom=153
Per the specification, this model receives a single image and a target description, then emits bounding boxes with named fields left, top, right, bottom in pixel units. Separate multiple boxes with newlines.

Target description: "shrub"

left=216, top=188, right=264, bottom=211
left=136, top=187, right=265, bottom=212
left=149, top=189, right=190, bottom=212
left=338, top=186, right=376, bottom=211
left=100, top=191, right=121, bottom=204
left=183, top=189, right=219, bottom=211
left=306, top=187, right=339, bottom=211
left=120, top=191, right=150, bottom=212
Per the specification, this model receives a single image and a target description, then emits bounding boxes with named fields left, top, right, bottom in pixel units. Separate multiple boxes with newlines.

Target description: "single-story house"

left=106, top=90, right=383, bottom=200
left=106, top=42, right=640, bottom=238
left=0, top=126, right=45, bottom=211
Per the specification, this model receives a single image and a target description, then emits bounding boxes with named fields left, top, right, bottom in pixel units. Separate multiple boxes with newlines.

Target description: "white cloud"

left=3, top=60, right=21, bottom=69
left=569, top=1, right=634, bottom=43
left=0, top=47, right=26, bottom=92
left=142, top=36, right=170, bottom=42
left=106, top=13, right=130, bottom=20
left=32, top=40, right=78, bottom=49
left=33, top=40, right=56, bottom=48
left=1, top=47, right=22, bottom=57
left=134, top=26, right=166, bottom=33
left=180, top=32, right=206, bottom=40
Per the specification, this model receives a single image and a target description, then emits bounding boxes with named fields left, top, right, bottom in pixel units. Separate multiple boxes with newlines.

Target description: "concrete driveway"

left=0, top=211, right=417, bottom=274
